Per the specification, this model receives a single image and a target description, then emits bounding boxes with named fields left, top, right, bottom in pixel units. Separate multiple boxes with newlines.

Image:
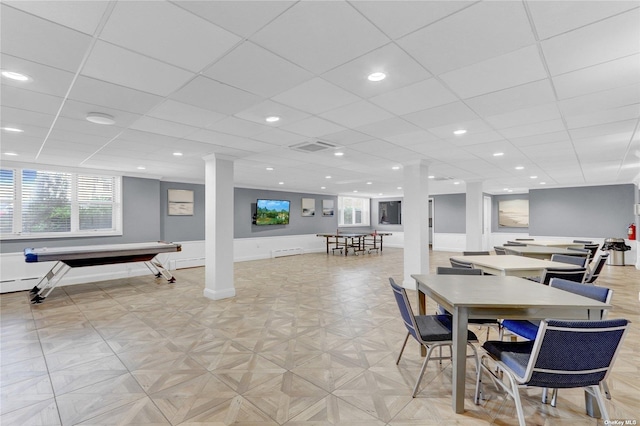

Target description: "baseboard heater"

left=271, top=248, right=303, bottom=258
left=169, top=258, right=205, bottom=270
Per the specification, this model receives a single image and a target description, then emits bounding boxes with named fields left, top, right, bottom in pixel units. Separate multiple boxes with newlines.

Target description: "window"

left=338, top=196, right=370, bottom=226
left=0, top=168, right=122, bottom=239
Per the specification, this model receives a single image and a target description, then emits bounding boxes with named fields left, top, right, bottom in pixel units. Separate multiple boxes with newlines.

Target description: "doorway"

left=483, top=196, right=491, bottom=250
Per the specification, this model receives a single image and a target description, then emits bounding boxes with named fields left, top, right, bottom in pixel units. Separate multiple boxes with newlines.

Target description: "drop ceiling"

left=1, top=0, right=639, bottom=197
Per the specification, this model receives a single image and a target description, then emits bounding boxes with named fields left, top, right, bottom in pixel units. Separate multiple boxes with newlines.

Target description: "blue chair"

left=463, top=251, right=490, bottom=256
left=450, top=258, right=474, bottom=268
left=493, top=246, right=507, bottom=255
left=550, top=253, right=588, bottom=267
left=539, top=267, right=586, bottom=285
left=475, top=318, right=629, bottom=426
left=585, top=253, right=609, bottom=284
left=389, top=277, right=479, bottom=397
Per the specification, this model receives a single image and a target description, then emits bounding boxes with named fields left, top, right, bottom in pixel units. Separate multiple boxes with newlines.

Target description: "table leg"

left=326, top=237, right=329, bottom=254
left=452, top=306, right=468, bottom=414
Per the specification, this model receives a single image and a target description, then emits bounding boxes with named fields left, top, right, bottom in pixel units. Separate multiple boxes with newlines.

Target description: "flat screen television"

left=255, top=199, right=290, bottom=225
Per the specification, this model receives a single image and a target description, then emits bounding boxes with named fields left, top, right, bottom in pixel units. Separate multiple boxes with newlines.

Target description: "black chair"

left=585, top=253, right=609, bottom=284
left=514, top=238, right=534, bottom=241
left=539, top=267, right=587, bottom=285
left=389, top=277, right=479, bottom=397
left=584, top=243, right=600, bottom=259
left=573, top=239, right=593, bottom=244
left=493, top=246, right=507, bottom=255
left=550, top=253, right=588, bottom=267
left=450, top=258, right=474, bottom=268
left=436, top=267, right=500, bottom=340
left=505, top=241, right=526, bottom=246
left=463, top=251, right=490, bottom=256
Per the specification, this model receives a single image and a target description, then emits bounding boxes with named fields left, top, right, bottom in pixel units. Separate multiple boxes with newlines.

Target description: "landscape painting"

left=498, top=199, right=529, bottom=228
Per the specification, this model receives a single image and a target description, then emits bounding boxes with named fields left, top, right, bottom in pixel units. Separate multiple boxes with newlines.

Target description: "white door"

left=483, top=196, right=491, bottom=250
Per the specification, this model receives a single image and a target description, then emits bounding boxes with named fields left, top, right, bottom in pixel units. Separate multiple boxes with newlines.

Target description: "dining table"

left=411, top=274, right=611, bottom=414
left=449, top=254, right=580, bottom=277
left=500, top=245, right=588, bottom=260
left=523, top=240, right=585, bottom=248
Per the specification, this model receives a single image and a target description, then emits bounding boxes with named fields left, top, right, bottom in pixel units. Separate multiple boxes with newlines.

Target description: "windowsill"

left=1, top=230, right=123, bottom=241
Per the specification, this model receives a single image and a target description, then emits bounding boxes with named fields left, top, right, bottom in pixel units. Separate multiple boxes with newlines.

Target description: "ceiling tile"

left=1, top=54, right=76, bottom=98
left=527, top=0, right=639, bottom=39
left=1, top=4, right=92, bottom=72
left=321, top=130, right=374, bottom=146
left=440, top=45, right=548, bottom=99
left=280, top=117, right=347, bottom=138
left=558, top=83, right=640, bottom=117
left=485, top=103, right=562, bottom=130
left=170, top=76, right=263, bottom=115
left=565, top=104, right=640, bottom=129
left=499, top=119, right=567, bottom=139
left=174, top=1, right=296, bottom=38
left=272, top=78, right=360, bottom=115
left=427, top=119, right=494, bottom=140
left=568, top=119, right=637, bottom=140
left=552, top=54, right=640, bottom=99
left=208, top=117, right=271, bottom=138
left=465, top=79, right=556, bottom=117
left=68, top=76, right=164, bottom=115
left=321, top=43, right=431, bottom=98
left=129, top=116, right=200, bottom=139
left=147, top=100, right=226, bottom=128
left=355, top=118, right=423, bottom=140
left=250, top=128, right=306, bottom=147
left=203, top=41, right=313, bottom=98
left=383, top=130, right=441, bottom=148
left=4, top=0, right=110, bottom=35
left=508, top=130, right=572, bottom=147
left=370, top=78, right=459, bottom=115
left=82, top=41, right=195, bottom=97
left=234, top=100, right=310, bottom=127
left=59, top=99, right=142, bottom=128
left=1, top=106, right=55, bottom=129
left=1, top=85, right=63, bottom=116
left=542, top=8, right=640, bottom=76
left=351, top=0, right=474, bottom=40
left=403, top=101, right=479, bottom=130
left=397, top=1, right=535, bottom=75
left=319, top=101, right=394, bottom=129
left=251, top=1, right=389, bottom=73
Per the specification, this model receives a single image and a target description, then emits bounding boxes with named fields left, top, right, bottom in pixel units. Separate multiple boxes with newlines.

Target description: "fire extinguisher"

left=628, top=223, right=636, bottom=240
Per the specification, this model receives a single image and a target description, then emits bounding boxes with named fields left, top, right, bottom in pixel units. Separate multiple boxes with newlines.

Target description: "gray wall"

left=160, top=181, right=205, bottom=242
left=492, top=193, right=530, bottom=233
left=433, top=193, right=466, bottom=233
left=529, top=184, right=635, bottom=238
left=1, top=176, right=161, bottom=253
left=235, top=188, right=338, bottom=238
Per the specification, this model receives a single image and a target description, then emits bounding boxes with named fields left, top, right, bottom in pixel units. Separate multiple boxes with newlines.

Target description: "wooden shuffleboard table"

left=24, top=241, right=181, bottom=304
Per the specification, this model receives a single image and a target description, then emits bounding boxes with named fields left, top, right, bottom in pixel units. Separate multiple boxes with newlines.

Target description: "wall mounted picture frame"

left=168, top=189, right=194, bottom=216
left=322, top=199, right=334, bottom=217
left=498, top=199, right=529, bottom=227
left=302, top=198, right=315, bottom=216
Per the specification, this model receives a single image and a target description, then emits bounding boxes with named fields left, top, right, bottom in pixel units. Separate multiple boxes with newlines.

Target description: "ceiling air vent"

left=290, top=140, right=338, bottom=153
left=434, top=176, right=454, bottom=181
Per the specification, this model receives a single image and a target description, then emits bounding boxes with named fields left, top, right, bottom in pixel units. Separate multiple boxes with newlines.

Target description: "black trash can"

left=601, top=238, right=630, bottom=266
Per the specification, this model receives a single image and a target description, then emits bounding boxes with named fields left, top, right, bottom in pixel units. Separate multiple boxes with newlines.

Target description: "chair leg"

left=396, top=332, right=410, bottom=365
left=550, top=388, right=558, bottom=407
left=506, top=376, right=527, bottom=426
left=588, top=385, right=610, bottom=421
left=542, top=388, right=549, bottom=404
left=602, top=379, right=612, bottom=400
left=412, top=344, right=436, bottom=397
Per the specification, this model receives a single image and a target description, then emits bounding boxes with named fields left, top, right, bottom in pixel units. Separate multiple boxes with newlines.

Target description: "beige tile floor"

left=1, top=248, right=638, bottom=425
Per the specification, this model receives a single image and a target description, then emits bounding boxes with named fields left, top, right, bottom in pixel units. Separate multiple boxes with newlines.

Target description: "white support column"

left=466, top=181, right=483, bottom=251
left=203, top=154, right=236, bottom=300
left=403, top=160, right=430, bottom=288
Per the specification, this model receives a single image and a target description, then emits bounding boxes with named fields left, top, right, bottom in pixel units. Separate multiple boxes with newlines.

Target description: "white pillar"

left=466, top=181, right=483, bottom=251
left=403, top=160, right=430, bottom=288
left=203, top=154, right=236, bottom=300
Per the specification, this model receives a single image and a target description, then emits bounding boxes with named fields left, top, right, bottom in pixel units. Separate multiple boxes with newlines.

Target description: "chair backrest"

left=515, top=238, right=534, bottom=241
left=450, top=258, right=474, bottom=269
left=505, top=241, right=526, bottom=246
left=436, top=266, right=483, bottom=275
left=567, top=247, right=590, bottom=253
left=549, top=278, right=612, bottom=319
left=573, top=239, right=593, bottom=244
left=389, top=278, right=420, bottom=341
left=584, top=243, right=600, bottom=259
left=494, top=246, right=507, bottom=255
left=550, top=253, right=588, bottom=267
left=540, top=267, right=586, bottom=285
left=585, top=253, right=609, bottom=284
left=521, top=319, right=629, bottom=388
left=463, top=251, right=490, bottom=256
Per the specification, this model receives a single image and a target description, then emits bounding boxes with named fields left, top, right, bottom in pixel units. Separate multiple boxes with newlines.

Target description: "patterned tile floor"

left=1, top=248, right=638, bottom=425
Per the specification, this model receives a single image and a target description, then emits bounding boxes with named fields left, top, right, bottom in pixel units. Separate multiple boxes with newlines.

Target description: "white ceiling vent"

left=290, top=140, right=338, bottom=153
left=434, top=176, right=454, bottom=181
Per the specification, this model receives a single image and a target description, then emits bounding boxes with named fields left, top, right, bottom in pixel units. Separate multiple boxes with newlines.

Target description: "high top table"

left=449, top=254, right=579, bottom=277
left=412, top=274, right=611, bottom=414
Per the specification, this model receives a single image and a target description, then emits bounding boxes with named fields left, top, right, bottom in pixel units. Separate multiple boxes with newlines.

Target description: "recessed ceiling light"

left=325, top=175, right=331, bottom=179
left=530, top=175, right=538, bottom=179
left=1, top=127, right=23, bottom=133
left=321, top=186, right=326, bottom=189
left=540, top=182, right=546, bottom=185
left=278, top=181, right=284, bottom=185
left=493, top=152, right=504, bottom=157
left=454, top=181, right=460, bottom=185
left=266, top=167, right=274, bottom=171
left=397, top=186, right=402, bottom=190
left=428, top=175, right=435, bottom=179
left=173, top=152, right=183, bottom=156
left=366, top=182, right=372, bottom=185
left=86, top=112, right=115, bottom=125
left=392, top=166, right=400, bottom=170
left=378, top=193, right=383, bottom=195
left=453, top=129, right=467, bottom=135
left=137, top=166, right=146, bottom=170
left=4, top=152, right=18, bottom=156
left=515, top=166, right=524, bottom=170
left=353, top=190, right=358, bottom=193
left=504, top=188, right=509, bottom=191
left=1, top=70, right=31, bottom=82
left=367, top=72, right=386, bottom=82
left=265, top=116, right=280, bottom=123
left=508, top=189, right=513, bottom=193
left=334, top=152, right=344, bottom=157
